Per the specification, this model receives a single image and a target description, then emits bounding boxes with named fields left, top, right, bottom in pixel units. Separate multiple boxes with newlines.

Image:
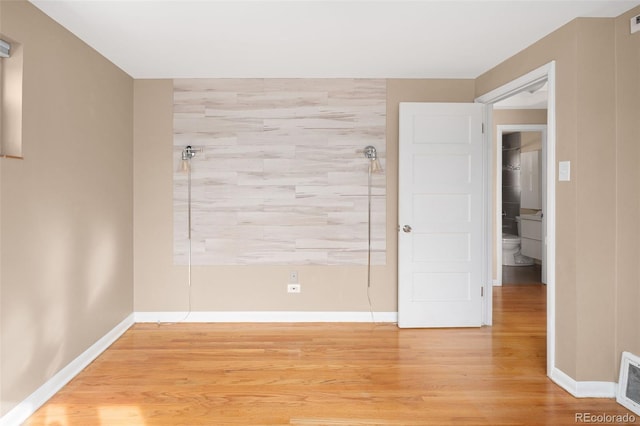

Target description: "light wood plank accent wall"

left=173, top=79, right=386, bottom=265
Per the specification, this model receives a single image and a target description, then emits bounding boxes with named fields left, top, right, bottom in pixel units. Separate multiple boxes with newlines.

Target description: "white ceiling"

left=29, top=0, right=640, bottom=79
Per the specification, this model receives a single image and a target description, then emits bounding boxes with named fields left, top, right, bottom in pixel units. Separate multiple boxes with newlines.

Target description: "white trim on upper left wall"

left=0, top=314, right=135, bottom=426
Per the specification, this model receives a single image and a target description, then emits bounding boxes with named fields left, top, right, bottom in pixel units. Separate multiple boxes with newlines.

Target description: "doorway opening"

left=496, top=125, right=547, bottom=287
left=476, top=61, right=557, bottom=378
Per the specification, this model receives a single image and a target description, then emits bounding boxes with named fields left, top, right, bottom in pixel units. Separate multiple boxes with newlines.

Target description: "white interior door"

left=398, top=102, right=485, bottom=328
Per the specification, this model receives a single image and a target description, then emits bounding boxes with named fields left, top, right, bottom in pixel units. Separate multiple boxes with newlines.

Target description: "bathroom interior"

left=501, top=130, right=545, bottom=284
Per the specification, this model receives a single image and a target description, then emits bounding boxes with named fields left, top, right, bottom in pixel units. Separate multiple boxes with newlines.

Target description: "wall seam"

left=613, top=16, right=620, bottom=380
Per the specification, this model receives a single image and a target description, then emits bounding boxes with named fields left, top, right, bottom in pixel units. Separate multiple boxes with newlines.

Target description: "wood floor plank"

left=24, top=285, right=636, bottom=425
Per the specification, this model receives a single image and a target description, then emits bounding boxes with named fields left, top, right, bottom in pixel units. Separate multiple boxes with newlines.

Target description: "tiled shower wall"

left=502, top=132, right=521, bottom=235
left=173, top=79, right=386, bottom=265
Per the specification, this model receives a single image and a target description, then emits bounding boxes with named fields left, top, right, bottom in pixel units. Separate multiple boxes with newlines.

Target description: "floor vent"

left=617, top=351, right=640, bottom=416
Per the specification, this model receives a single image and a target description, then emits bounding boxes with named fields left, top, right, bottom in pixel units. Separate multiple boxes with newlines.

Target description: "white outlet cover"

left=287, top=284, right=301, bottom=293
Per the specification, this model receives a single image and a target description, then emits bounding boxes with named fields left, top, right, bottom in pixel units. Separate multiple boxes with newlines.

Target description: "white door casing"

left=476, top=61, right=556, bottom=378
left=398, top=102, right=485, bottom=328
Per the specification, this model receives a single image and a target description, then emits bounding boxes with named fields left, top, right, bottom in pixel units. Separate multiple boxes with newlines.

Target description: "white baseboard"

left=135, top=311, right=398, bottom=324
left=550, top=367, right=617, bottom=398
left=0, top=314, right=135, bottom=426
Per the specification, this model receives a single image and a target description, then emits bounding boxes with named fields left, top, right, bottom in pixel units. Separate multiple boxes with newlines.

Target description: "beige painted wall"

left=477, top=11, right=639, bottom=382
left=614, top=7, right=640, bottom=362
left=133, top=79, right=474, bottom=314
left=492, top=109, right=547, bottom=281
left=0, top=0, right=133, bottom=417
left=520, top=131, right=543, bottom=153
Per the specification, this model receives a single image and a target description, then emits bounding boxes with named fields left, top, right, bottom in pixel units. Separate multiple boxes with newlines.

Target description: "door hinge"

left=482, top=123, right=485, bottom=134
left=481, top=286, right=484, bottom=297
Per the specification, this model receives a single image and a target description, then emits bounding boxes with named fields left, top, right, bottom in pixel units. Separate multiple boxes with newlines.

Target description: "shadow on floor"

left=503, top=264, right=542, bottom=284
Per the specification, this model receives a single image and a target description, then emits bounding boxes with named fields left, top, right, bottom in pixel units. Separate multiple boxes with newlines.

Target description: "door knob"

left=402, top=225, right=412, bottom=233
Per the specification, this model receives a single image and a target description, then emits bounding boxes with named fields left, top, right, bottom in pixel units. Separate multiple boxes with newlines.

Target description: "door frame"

left=475, top=61, right=556, bottom=377
left=495, top=124, right=547, bottom=287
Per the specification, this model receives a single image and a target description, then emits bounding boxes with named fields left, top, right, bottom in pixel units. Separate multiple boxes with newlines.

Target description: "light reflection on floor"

left=40, top=404, right=146, bottom=426
left=98, top=406, right=145, bottom=425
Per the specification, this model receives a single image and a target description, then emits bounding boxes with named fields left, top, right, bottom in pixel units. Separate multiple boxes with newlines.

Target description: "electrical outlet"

left=287, top=284, right=301, bottom=293
left=289, top=271, right=299, bottom=283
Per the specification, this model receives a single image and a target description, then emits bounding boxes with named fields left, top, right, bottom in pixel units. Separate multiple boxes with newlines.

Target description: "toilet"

left=502, top=218, right=534, bottom=266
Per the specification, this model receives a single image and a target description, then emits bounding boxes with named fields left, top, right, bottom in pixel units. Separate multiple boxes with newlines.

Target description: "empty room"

left=1, top=0, right=640, bottom=424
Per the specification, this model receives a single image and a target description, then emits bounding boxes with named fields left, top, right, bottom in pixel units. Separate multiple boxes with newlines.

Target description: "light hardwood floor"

left=25, top=285, right=636, bottom=425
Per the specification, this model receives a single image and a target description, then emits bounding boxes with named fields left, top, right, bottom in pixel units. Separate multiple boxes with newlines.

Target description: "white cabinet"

left=519, top=215, right=542, bottom=260
left=521, top=150, right=541, bottom=209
